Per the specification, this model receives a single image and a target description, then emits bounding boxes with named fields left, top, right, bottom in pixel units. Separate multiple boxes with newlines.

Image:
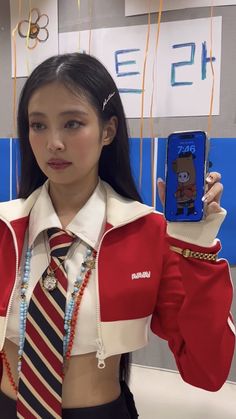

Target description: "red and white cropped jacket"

left=0, top=181, right=235, bottom=391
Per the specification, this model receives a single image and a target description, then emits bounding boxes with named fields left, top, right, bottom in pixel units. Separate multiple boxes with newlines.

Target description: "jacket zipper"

left=95, top=229, right=108, bottom=369
left=0, top=217, right=19, bottom=351
left=95, top=211, right=154, bottom=368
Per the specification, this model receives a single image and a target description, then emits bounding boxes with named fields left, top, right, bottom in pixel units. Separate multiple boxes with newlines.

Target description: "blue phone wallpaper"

left=164, top=131, right=207, bottom=222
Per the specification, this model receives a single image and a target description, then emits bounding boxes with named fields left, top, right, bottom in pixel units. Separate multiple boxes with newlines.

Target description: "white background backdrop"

left=60, top=17, right=222, bottom=118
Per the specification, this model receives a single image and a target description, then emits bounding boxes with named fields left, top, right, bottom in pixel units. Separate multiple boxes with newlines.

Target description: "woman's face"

left=28, top=82, right=115, bottom=188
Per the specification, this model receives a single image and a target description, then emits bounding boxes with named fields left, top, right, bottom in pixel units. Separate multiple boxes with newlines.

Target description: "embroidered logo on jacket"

left=131, top=271, right=151, bottom=280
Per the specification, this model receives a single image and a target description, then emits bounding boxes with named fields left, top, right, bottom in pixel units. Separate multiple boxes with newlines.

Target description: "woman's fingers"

left=205, top=171, right=221, bottom=183
left=203, top=171, right=223, bottom=215
left=203, top=172, right=223, bottom=203
left=203, top=182, right=223, bottom=204
left=157, top=178, right=165, bottom=206
left=206, top=201, right=222, bottom=215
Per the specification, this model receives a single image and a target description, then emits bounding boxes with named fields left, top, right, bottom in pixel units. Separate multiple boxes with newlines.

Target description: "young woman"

left=0, top=52, right=234, bottom=419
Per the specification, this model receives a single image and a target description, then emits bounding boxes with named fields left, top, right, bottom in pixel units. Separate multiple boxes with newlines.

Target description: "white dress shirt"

left=6, top=180, right=107, bottom=355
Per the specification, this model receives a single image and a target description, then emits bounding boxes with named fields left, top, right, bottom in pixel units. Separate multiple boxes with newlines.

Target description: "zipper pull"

left=96, top=338, right=106, bottom=369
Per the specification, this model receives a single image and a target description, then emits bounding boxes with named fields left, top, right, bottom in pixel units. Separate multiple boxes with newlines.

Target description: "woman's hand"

left=157, top=172, right=223, bottom=217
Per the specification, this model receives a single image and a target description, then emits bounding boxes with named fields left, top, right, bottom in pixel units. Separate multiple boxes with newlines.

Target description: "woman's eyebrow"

left=59, top=110, right=89, bottom=117
left=28, top=110, right=89, bottom=118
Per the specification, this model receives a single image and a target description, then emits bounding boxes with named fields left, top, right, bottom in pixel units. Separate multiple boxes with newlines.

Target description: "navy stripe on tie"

left=47, top=227, right=60, bottom=238
left=51, top=247, right=71, bottom=258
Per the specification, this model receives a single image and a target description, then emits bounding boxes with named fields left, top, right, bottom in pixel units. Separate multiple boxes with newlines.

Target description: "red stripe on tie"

left=49, top=233, right=74, bottom=249
left=49, top=258, right=68, bottom=290
left=17, top=401, right=38, bottom=419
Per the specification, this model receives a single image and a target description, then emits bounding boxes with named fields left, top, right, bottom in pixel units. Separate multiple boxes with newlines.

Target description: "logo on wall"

left=17, top=8, right=49, bottom=49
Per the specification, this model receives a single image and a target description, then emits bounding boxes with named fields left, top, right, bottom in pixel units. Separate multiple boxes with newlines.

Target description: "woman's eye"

left=29, top=122, right=45, bottom=131
left=65, top=120, right=81, bottom=129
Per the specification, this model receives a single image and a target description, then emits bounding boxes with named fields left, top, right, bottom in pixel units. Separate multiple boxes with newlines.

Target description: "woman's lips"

left=47, top=159, right=72, bottom=170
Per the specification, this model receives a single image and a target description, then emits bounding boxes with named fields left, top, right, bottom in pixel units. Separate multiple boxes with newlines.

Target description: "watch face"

left=43, top=273, right=58, bottom=291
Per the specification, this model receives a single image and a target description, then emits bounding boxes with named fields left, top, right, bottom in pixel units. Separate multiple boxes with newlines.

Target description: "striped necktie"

left=17, top=228, right=75, bottom=419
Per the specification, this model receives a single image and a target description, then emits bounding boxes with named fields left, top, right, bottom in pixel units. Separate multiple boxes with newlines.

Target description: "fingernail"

left=206, top=176, right=213, bottom=182
left=157, top=177, right=164, bottom=183
left=202, top=195, right=207, bottom=202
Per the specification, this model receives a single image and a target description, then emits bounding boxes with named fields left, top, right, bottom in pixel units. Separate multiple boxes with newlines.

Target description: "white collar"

left=28, top=180, right=106, bottom=250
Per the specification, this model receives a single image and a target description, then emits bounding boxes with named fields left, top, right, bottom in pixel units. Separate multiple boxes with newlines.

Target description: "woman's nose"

left=46, top=131, right=65, bottom=151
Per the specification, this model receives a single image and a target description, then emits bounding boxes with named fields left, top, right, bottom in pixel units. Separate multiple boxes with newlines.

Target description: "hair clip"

left=102, top=91, right=115, bottom=111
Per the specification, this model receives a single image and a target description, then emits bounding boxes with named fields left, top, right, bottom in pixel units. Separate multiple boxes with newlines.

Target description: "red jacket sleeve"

left=151, top=232, right=235, bottom=391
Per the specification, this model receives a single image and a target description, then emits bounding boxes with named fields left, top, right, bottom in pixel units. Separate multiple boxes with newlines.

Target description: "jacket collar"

left=102, top=181, right=154, bottom=226
left=0, top=180, right=154, bottom=227
left=0, top=188, right=41, bottom=223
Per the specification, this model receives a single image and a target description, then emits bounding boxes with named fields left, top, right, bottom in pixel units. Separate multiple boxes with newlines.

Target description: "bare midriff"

left=1, top=338, right=121, bottom=408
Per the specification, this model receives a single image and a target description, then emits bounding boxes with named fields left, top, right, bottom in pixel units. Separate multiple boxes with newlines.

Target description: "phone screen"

left=164, top=131, right=208, bottom=222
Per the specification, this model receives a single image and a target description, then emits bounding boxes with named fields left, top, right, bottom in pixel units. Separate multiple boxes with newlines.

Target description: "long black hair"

left=17, top=53, right=142, bottom=383
left=17, top=52, right=141, bottom=205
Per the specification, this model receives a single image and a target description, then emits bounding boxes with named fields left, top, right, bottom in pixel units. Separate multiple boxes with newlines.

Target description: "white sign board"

left=59, top=17, right=222, bottom=118
left=10, top=0, right=58, bottom=77
left=125, top=0, right=236, bottom=16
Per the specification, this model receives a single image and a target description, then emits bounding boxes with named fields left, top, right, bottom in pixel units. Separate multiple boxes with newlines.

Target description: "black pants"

left=0, top=381, right=138, bottom=418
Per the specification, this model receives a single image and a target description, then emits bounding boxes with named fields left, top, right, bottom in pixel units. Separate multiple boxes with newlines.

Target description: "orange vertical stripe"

left=77, top=0, right=81, bottom=51
left=150, top=0, right=163, bottom=206
left=207, top=3, right=215, bottom=137
left=88, top=0, right=93, bottom=54
left=12, top=0, right=22, bottom=135
left=139, top=9, right=151, bottom=190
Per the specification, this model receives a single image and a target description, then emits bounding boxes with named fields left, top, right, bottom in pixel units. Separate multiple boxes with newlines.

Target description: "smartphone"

left=164, top=130, right=209, bottom=222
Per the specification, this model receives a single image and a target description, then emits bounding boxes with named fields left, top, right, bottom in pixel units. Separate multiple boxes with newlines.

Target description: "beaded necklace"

left=1, top=237, right=97, bottom=393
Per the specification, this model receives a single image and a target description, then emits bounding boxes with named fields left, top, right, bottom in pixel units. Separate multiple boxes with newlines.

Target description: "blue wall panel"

left=129, top=138, right=155, bottom=206
left=0, top=138, right=20, bottom=202
left=0, top=137, right=235, bottom=264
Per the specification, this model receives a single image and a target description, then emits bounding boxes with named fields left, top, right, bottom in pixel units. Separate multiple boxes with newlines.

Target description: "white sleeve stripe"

left=227, top=316, right=235, bottom=335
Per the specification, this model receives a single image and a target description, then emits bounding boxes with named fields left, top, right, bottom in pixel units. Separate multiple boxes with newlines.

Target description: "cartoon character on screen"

left=172, top=152, right=197, bottom=216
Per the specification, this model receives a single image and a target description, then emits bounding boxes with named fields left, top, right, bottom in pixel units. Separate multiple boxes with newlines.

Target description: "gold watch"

left=170, top=245, right=218, bottom=261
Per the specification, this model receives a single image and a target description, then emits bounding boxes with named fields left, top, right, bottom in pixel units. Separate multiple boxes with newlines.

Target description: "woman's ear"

left=102, top=116, right=118, bottom=146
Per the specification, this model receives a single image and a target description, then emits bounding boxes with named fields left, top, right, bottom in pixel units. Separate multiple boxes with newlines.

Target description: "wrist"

left=166, top=209, right=226, bottom=247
